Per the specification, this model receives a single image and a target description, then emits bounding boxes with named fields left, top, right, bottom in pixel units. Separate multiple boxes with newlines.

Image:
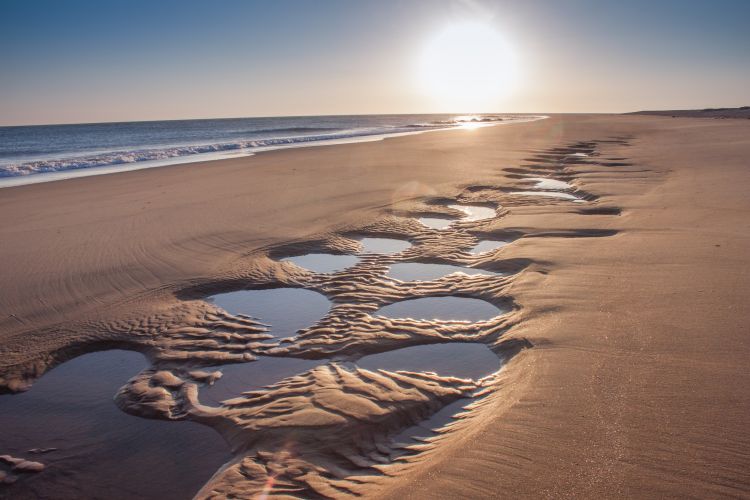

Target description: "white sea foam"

left=0, top=132, right=382, bottom=177
left=0, top=115, right=547, bottom=183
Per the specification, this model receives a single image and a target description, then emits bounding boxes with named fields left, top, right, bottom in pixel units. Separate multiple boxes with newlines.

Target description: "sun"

left=418, top=22, right=518, bottom=111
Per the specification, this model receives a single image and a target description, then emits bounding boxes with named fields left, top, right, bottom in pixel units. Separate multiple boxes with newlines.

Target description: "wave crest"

left=0, top=115, right=536, bottom=177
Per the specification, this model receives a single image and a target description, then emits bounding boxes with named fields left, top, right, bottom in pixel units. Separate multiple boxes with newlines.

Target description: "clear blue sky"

left=1, top=0, right=749, bottom=125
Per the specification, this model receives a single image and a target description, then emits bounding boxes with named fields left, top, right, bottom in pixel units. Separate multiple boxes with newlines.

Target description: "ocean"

left=0, top=114, right=531, bottom=187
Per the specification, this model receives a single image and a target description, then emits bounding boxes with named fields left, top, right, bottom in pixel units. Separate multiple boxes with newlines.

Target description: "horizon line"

left=2, top=106, right=747, bottom=128
left=0, top=110, right=655, bottom=128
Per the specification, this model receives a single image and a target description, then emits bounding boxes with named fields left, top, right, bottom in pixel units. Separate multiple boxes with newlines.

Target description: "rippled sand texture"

left=120, top=365, right=478, bottom=498
left=92, top=138, right=628, bottom=498
left=5, top=115, right=750, bottom=499
left=0, top=135, right=630, bottom=498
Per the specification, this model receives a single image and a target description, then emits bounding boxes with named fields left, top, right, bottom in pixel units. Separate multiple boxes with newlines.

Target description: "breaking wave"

left=0, top=115, right=538, bottom=177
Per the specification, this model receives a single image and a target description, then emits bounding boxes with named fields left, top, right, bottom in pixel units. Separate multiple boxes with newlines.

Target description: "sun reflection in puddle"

left=359, top=237, right=411, bottom=254
left=376, top=296, right=503, bottom=322
left=447, top=204, right=496, bottom=221
left=528, top=177, right=572, bottom=190
left=387, top=262, right=499, bottom=281
left=418, top=217, right=454, bottom=230
left=512, top=191, right=586, bottom=203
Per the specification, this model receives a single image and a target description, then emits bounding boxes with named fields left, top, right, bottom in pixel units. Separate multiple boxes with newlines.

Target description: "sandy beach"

left=1, top=113, right=750, bottom=498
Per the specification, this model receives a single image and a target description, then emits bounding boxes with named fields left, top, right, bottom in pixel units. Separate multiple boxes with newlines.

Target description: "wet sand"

left=1, top=114, right=750, bottom=497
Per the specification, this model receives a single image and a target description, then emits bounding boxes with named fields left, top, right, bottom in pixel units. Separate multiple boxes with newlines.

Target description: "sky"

left=1, top=0, right=749, bottom=125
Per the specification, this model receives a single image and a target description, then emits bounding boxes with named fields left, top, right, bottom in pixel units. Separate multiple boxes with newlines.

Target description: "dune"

left=1, top=114, right=749, bottom=498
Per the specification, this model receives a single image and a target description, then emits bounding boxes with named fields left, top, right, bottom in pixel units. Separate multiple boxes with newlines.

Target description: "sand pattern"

left=117, top=139, right=628, bottom=497
left=118, top=364, right=477, bottom=498
left=2, top=137, right=632, bottom=498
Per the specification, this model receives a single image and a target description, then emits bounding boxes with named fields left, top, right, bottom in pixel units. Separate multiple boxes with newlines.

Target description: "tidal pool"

left=199, top=356, right=321, bottom=406
left=418, top=217, right=454, bottom=230
left=375, top=296, right=503, bottom=322
left=358, top=237, right=411, bottom=254
left=528, top=177, right=572, bottom=190
left=282, top=253, right=360, bottom=273
left=370, top=343, right=501, bottom=446
left=470, top=240, right=509, bottom=255
left=387, top=262, right=498, bottom=281
left=512, top=191, right=586, bottom=202
left=447, top=204, right=496, bottom=221
left=358, top=342, right=500, bottom=380
left=391, top=397, right=473, bottom=446
left=0, top=350, right=229, bottom=499
left=209, top=288, right=331, bottom=338
left=201, top=343, right=500, bottom=406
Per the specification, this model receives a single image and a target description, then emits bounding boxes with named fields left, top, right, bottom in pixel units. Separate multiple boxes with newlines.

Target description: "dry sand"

left=1, top=114, right=749, bottom=498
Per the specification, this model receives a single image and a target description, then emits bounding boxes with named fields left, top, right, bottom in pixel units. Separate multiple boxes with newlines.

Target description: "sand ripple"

left=2, top=137, right=633, bottom=498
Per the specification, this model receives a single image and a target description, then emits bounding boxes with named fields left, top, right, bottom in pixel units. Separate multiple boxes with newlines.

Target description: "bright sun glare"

left=419, top=22, right=518, bottom=111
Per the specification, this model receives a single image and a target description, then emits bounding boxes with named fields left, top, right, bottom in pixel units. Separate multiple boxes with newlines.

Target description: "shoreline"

left=0, top=115, right=547, bottom=189
left=1, top=114, right=749, bottom=497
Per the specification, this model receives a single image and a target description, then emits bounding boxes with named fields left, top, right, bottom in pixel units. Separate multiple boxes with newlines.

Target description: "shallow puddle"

left=390, top=397, right=472, bottom=446
left=358, top=342, right=500, bottom=380
left=199, top=357, right=321, bottom=406
left=512, top=191, right=586, bottom=202
left=0, top=350, right=229, bottom=500
left=364, top=342, right=502, bottom=447
left=282, top=253, right=359, bottom=273
left=418, top=217, right=454, bottom=230
left=470, top=240, right=509, bottom=254
left=375, top=296, right=503, bottom=322
left=200, top=343, right=500, bottom=406
left=447, top=204, right=496, bottom=221
left=528, top=177, right=572, bottom=190
left=387, top=262, right=498, bottom=281
left=359, top=237, right=411, bottom=254
left=209, top=288, right=330, bottom=338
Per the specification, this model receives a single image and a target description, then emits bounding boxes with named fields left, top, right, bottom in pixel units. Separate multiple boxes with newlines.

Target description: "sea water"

left=0, top=114, right=535, bottom=186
